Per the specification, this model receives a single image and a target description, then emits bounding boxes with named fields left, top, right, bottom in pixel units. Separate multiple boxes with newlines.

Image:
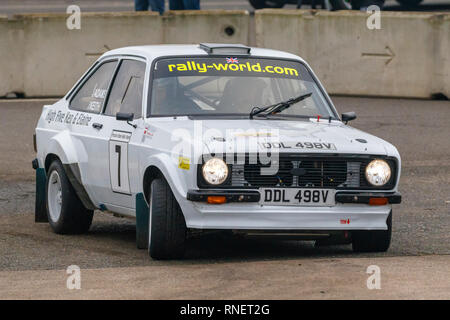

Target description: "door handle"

left=92, top=123, right=103, bottom=130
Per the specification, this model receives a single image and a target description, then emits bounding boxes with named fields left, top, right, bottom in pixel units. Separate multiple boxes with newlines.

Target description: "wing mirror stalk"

left=341, top=112, right=357, bottom=124
left=116, top=112, right=137, bottom=129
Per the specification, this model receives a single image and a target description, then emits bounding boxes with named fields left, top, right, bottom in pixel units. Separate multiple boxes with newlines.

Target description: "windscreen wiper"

left=249, top=92, right=313, bottom=119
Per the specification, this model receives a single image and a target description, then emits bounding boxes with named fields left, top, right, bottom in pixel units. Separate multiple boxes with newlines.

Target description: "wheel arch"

left=142, top=165, right=164, bottom=203
left=41, top=131, right=80, bottom=169
left=140, top=152, right=188, bottom=202
left=44, top=153, right=61, bottom=173
left=42, top=133, right=95, bottom=210
left=140, top=154, right=191, bottom=225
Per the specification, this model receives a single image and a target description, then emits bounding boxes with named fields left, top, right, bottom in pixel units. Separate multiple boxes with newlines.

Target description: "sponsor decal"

left=110, top=130, right=132, bottom=143
left=167, top=60, right=299, bottom=77
left=178, top=156, right=190, bottom=170
left=87, top=101, right=101, bottom=112
left=143, top=126, right=154, bottom=138
left=340, top=219, right=351, bottom=225
left=155, top=58, right=311, bottom=81
left=45, top=109, right=92, bottom=126
left=91, top=84, right=108, bottom=99
left=226, top=57, right=239, bottom=64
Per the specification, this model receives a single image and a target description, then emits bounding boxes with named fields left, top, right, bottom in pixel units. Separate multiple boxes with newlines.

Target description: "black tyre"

left=46, top=160, right=93, bottom=234
left=248, top=0, right=286, bottom=9
left=396, top=0, right=422, bottom=7
left=352, top=211, right=392, bottom=252
left=148, top=178, right=187, bottom=260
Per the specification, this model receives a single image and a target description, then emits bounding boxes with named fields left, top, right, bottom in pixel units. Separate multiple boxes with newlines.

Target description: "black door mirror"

left=116, top=112, right=136, bottom=128
left=341, top=112, right=357, bottom=124
left=116, top=112, right=134, bottom=121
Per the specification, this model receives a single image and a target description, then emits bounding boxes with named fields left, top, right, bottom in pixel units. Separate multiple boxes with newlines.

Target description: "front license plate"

left=260, top=188, right=336, bottom=206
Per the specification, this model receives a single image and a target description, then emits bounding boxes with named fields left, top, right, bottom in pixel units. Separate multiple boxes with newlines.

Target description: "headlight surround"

left=365, top=159, right=392, bottom=186
left=202, top=158, right=229, bottom=185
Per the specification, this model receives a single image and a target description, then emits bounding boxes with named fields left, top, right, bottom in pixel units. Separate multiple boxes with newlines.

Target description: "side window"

left=70, top=61, right=117, bottom=113
left=104, top=60, right=146, bottom=118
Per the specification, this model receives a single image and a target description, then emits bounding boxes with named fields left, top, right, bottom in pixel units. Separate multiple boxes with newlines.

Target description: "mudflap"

left=35, top=167, right=48, bottom=223
left=135, top=192, right=149, bottom=249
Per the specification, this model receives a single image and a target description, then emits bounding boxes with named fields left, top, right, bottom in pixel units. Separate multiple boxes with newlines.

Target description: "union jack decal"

left=226, top=57, right=239, bottom=64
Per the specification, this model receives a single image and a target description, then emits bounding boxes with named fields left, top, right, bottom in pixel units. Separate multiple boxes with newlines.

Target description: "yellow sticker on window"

left=178, top=157, right=190, bottom=170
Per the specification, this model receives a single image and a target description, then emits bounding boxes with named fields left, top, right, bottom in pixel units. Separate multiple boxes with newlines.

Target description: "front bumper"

left=181, top=189, right=400, bottom=231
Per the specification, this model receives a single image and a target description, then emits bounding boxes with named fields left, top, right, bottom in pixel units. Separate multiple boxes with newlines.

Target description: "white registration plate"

left=260, top=188, right=335, bottom=206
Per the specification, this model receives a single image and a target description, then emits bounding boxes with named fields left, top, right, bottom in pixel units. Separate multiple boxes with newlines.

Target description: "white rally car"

left=33, top=44, right=401, bottom=259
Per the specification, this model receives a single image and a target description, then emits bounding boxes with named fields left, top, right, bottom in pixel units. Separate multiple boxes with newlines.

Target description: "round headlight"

left=202, top=158, right=229, bottom=185
left=365, top=159, right=391, bottom=186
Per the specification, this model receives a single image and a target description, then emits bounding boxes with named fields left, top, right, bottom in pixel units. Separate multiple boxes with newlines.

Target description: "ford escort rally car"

left=33, top=44, right=401, bottom=259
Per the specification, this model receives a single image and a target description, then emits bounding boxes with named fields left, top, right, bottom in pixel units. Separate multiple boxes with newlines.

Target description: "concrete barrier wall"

left=21, top=12, right=164, bottom=97
left=434, top=14, right=450, bottom=98
left=0, top=10, right=448, bottom=98
left=255, top=10, right=449, bottom=99
left=0, top=15, right=25, bottom=96
left=0, top=10, right=249, bottom=97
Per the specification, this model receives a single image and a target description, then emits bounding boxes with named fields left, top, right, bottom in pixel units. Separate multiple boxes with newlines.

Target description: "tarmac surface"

left=0, top=96, right=448, bottom=299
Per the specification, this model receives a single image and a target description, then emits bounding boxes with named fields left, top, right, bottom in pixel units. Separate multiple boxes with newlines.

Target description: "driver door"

left=98, top=58, right=147, bottom=212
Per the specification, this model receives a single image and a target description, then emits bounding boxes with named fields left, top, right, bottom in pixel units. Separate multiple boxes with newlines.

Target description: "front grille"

left=198, top=154, right=397, bottom=190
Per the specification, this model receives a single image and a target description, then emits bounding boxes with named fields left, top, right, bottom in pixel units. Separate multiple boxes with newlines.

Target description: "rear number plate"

left=260, top=188, right=335, bottom=206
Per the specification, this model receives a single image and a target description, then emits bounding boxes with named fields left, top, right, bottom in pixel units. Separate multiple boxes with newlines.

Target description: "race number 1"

left=109, top=131, right=132, bottom=194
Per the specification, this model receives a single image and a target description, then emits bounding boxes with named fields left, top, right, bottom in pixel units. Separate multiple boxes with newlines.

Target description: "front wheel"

left=352, top=211, right=392, bottom=252
left=46, top=160, right=93, bottom=234
left=148, top=178, right=187, bottom=260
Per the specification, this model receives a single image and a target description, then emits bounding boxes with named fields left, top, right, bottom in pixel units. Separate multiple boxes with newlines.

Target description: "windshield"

left=148, top=57, right=335, bottom=118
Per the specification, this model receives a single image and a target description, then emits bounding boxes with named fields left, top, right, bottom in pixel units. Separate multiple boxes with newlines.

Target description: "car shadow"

left=183, top=232, right=356, bottom=263
left=84, top=215, right=389, bottom=265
